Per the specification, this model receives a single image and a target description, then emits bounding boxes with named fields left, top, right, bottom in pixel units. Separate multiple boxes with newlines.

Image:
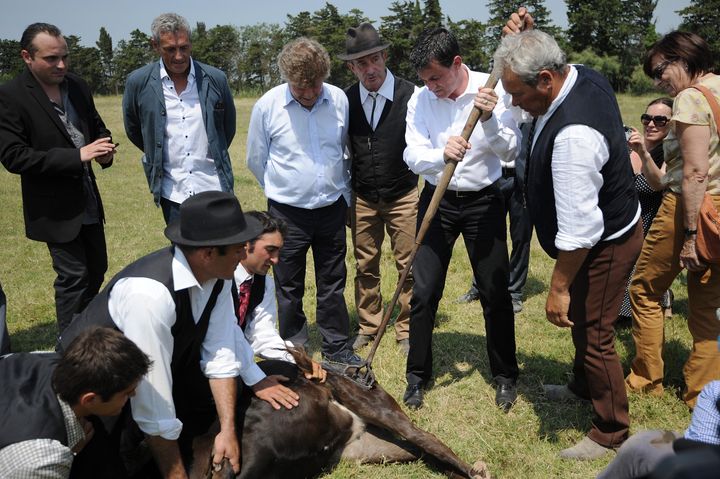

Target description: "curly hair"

left=277, top=37, right=331, bottom=85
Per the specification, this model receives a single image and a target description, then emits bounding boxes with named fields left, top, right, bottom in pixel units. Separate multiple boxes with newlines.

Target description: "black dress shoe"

left=403, top=384, right=424, bottom=409
left=495, top=383, right=517, bottom=413
left=322, top=349, right=364, bottom=367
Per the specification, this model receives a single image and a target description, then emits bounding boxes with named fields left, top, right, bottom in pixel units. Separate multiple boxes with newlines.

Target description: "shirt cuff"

left=480, top=112, right=500, bottom=133
left=239, top=362, right=266, bottom=387
left=136, top=417, right=184, bottom=441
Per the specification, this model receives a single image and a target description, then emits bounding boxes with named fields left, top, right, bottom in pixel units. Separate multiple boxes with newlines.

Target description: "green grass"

left=0, top=93, right=694, bottom=478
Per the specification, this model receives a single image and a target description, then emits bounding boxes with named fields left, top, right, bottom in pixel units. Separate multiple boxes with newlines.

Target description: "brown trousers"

left=568, top=221, right=643, bottom=448
left=351, top=188, right=418, bottom=341
left=627, top=192, right=720, bottom=407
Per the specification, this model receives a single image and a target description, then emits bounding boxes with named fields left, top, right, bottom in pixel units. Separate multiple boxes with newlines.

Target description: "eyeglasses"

left=640, top=114, right=670, bottom=127
left=651, top=59, right=674, bottom=80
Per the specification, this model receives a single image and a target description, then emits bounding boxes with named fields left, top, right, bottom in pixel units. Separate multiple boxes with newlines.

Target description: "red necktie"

left=237, top=279, right=252, bottom=327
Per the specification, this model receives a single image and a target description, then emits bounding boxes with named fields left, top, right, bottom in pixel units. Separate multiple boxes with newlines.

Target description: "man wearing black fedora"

left=59, top=191, right=300, bottom=477
left=340, top=23, right=419, bottom=356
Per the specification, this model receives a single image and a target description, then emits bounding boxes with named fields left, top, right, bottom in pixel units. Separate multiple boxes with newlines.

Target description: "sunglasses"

left=651, top=59, right=674, bottom=80
left=640, top=114, right=670, bottom=127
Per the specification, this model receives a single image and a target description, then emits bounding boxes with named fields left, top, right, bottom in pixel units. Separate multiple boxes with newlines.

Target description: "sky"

left=0, top=0, right=691, bottom=47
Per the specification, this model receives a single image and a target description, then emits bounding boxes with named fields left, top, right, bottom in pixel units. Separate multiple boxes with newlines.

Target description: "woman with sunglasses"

left=626, top=31, right=720, bottom=409
left=620, top=98, right=674, bottom=324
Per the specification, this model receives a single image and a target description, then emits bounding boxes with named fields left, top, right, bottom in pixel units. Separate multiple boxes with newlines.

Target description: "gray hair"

left=493, top=30, right=566, bottom=86
left=151, top=13, right=191, bottom=43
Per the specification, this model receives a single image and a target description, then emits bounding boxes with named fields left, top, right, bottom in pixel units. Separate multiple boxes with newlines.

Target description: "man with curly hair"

left=247, top=38, right=361, bottom=367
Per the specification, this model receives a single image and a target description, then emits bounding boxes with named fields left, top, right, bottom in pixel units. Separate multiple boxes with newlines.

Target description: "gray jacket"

left=122, top=59, right=236, bottom=204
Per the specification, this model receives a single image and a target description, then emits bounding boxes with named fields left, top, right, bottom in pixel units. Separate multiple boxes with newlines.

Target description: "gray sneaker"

left=351, top=334, right=374, bottom=351
left=512, top=299, right=523, bottom=313
left=543, top=384, right=588, bottom=402
left=558, top=436, right=611, bottom=460
left=397, top=338, right=410, bottom=355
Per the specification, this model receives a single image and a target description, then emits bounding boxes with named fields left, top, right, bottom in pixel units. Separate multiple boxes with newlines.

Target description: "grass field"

left=0, top=93, right=695, bottom=478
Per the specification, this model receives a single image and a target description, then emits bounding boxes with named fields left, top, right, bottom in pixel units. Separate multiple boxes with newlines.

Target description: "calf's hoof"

left=470, top=459, right=491, bottom=479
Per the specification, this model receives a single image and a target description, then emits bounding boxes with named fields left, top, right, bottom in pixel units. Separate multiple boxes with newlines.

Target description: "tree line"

left=0, top=0, right=717, bottom=95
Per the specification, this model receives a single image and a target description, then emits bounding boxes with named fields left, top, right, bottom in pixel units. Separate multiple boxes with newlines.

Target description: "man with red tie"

left=234, top=211, right=326, bottom=380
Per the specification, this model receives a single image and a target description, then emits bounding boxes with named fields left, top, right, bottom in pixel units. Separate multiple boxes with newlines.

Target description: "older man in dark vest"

left=340, top=23, right=419, bottom=355
left=59, top=191, right=300, bottom=477
left=497, top=16, right=642, bottom=459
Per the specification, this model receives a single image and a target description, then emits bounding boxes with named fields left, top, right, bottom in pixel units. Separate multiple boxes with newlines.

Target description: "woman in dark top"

left=619, top=98, right=674, bottom=322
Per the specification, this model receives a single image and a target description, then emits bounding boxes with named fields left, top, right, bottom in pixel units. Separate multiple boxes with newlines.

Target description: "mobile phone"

left=623, top=125, right=632, bottom=141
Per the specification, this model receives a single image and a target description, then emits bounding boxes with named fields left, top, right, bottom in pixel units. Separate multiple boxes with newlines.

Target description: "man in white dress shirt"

left=401, top=27, right=521, bottom=412
left=59, top=192, right=300, bottom=478
left=123, top=13, right=237, bottom=224
left=247, top=37, right=361, bottom=367
left=234, top=211, right=326, bottom=381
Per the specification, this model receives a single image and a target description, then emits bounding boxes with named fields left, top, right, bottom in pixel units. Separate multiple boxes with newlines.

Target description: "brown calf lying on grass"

left=190, top=348, right=489, bottom=479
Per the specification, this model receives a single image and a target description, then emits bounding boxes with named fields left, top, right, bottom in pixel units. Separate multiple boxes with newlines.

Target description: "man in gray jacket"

left=123, top=12, right=236, bottom=224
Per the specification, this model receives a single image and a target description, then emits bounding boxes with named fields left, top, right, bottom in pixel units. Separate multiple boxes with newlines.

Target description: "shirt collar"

left=235, top=261, right=253, bottom=284
left=283, top=83, right=328, bottom=109
left=538, top=65, right=577, bottom=124
left=159, top=57, right=196, bottom=82
left=172, top=247, right=202, bottom=291
left=359, top=69, right=395, bottom=104
left=428, top=64, right=474, bottom=101
left=57, top=395, right=85, bottom=450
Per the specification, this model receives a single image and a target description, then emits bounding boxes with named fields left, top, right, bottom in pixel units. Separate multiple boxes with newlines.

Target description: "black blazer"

left=0, top=68, right=112, bottom=243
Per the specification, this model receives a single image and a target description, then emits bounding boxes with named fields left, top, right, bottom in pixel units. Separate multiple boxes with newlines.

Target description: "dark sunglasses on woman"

left=640, top=114, right=670, bottom=127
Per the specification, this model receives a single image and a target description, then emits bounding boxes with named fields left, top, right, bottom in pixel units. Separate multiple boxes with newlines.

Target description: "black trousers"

left=498, top=172, right=532, bottom=300
left=0, top=282, right=9, bottom=355
left=406, top=182, right=519, bottom=386
left=268, top=198, right=352, bottom=356
left=160, top=197, right=182, bottom=226
left=46, top=223, right=107, bottom=334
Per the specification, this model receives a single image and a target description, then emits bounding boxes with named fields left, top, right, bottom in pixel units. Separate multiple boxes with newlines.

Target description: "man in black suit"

left=0, top=23, right=116, bottom=334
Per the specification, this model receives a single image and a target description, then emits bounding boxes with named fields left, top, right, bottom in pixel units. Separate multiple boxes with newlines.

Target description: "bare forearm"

left=681, top=177, right=707, bottom=230
left=550, top=249, right=589, bottom=293
left=545, top=248, right=589, bottom=328
left=145, top=435, right=187, bottom=479
left=639, top=149, right=665, bottom=191
left=209, top=377, right=236, bottom=432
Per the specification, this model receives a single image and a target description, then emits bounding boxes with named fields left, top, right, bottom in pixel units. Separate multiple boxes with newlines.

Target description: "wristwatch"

left=684, top=228, right=697, bottom=237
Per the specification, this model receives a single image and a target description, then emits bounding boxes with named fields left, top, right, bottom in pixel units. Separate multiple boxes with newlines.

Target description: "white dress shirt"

left=358, top=69, right=395, bottom=130
left=108, top=248, right=264, bottom=440
left=404, top=65, right=520, bottom=191
left=528, top=65, right=641, bottom=251
left=234, top=263, right=294, bottom=363
left=159, top=59, right=221, bottom=204
left=246, top=83, right=350, bottom=209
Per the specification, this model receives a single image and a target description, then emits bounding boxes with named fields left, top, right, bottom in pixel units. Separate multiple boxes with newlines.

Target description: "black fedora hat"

left=338, top=22, right=390, bottom=61
left=164, top=191, right=263, bottom=246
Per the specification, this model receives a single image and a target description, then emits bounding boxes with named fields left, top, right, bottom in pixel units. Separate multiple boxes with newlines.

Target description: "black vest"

left=232, top=274, right=266, bottom=331
left=527, top=66, right=638, bottom=258
left=0, top=352, right=66, bottom=449
left=346, top=76, right=418, bottom=203
left=58, top=246, right=224, bottom=420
